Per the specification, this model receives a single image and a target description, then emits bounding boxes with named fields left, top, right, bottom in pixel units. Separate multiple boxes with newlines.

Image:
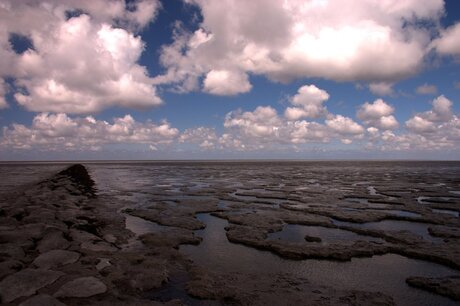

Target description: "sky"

left=0, top=0, right=460, bottom=160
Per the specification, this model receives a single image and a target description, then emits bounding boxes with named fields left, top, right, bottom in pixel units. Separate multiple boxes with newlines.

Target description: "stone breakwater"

left=1, top=163, right=459, bottom=305
left=0, top=164, right=185, bottom=305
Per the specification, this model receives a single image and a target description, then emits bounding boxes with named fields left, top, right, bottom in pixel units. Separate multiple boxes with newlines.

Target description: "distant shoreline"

left=1, top=159, right=460, bottom=164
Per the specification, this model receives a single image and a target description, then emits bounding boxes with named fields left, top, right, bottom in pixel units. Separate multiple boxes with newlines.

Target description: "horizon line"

left=1, top=159, right=460, bottom=163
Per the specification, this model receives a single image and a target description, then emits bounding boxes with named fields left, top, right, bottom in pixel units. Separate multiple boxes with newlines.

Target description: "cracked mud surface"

left=0, top=161, right=459, bottom=305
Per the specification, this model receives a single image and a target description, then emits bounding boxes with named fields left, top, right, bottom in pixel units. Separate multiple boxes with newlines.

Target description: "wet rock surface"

left=0, top=164, right=175, bottom=305
left=54, top=276, right=107, bottom=298
left=32, top=250, right=80, bottom=269
left=18, top=294, right=66, bottom=306
left=0, top=161, right=459, bottom=305
left=0, top=269, right=64, bottom=303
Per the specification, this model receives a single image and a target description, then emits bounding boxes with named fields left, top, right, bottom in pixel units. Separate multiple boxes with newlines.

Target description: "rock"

left=54, top=276, right=107, bottom=298
left=406, top=275, right=460, bottom=301
left=37, top=230, right=70, bottom=253
left=0, top=269, right=64, bottom=303
left=33, top=250, right=80, bottom=269
left=103, top=234, right=117, bottom=243
left=0, top=229, right=28, bottom=244
left=105, top=254, right=169, bottom=294
left=96, top=258, right=111, bottom=271
left=22, top=223, right=50, bottom=240
left=0, top=260, right=23, bottom=279
left=19, top=294, right=66, bottom=306
left=58, top=164, right=95, bottom=195
left=81, top=241, right=118, bottom=252
left=22, top=209, right=56, bottom=223
left=73, top=218, right=103, bottom=237
left=0, top=243, right=25, bottom=260
left=69, top=228, right=101, bottom=244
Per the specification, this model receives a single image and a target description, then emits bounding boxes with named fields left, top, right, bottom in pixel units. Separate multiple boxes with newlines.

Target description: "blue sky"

left=0, top=0, right=460, bottom=160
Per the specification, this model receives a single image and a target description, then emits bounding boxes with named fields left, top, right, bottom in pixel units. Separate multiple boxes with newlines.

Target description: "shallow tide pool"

left=181, top=214, right=459, bottom=306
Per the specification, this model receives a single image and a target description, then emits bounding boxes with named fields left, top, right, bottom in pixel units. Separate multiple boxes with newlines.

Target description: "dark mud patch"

left=406, top=275, right=460, bottom=301
left=268, top=224, right=383, bottom=244
left=349, top=220, right=443, bottom=243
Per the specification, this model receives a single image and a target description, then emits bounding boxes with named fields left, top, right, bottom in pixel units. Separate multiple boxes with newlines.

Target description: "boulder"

left=33, top=250, right=80, bottom=269
left=19, top=294, right=66, bottom=306
left=37, top=230, right=70, bottom=253
left=54, top=276, right=107, bottom=298
left=0, top=269, right=64, bottom=303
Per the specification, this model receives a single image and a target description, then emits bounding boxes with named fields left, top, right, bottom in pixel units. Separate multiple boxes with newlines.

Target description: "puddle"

left=268, top=224, right=383, bottom=244
left=181, top=214, right=459, bottom=306
left=431, top=209, right=459, bottom=218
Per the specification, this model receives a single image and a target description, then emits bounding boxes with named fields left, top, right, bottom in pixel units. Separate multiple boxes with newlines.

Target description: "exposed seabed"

left=0, top=162, right=459, bottom=305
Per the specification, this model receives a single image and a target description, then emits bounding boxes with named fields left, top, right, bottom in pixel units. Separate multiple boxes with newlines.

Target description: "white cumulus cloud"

left=155, top=0, right=445, bottom=94
left=203, top=70, right=252, bottom=95
left=0, top=79, right=8, bottom=109
left=433, top=22, right=460, bottom=56
left=285, top=84, right=329, bottom=120
left=405, top=116, right=437, bottom=133
left=224, top=106, right=281, bottom=138
left=325, top=115, right=364, bottom=135
left=357, top=99, right=399, bottom=130
left=405, top=95, right=455, bottom=135
left=368, top=82, right=394, bottom=96
left=416, top=83, right=438, bottom=95
left=1, top=113, right=178, bottom=150
left=0, top=0, right=162, bottom=114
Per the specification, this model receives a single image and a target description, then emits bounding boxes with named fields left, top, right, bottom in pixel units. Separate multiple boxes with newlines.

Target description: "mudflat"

left=0, top=161, right=459, bottom=305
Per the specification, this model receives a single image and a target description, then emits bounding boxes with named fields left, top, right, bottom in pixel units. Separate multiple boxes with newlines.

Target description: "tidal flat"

left=0, top=161, right=459, bottom=305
